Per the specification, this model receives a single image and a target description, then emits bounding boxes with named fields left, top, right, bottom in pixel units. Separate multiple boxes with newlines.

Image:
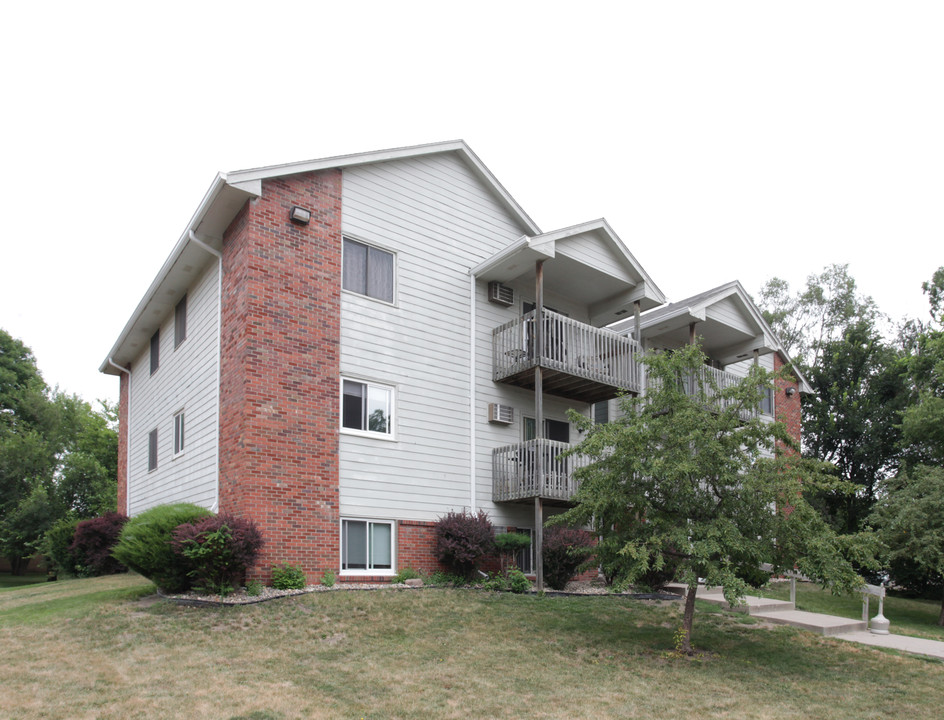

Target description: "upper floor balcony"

left=492, top=309, right=642, bottom=403
left=492, top=438, right=590, bottom=505
left=651, top=364, right=772, bottom=422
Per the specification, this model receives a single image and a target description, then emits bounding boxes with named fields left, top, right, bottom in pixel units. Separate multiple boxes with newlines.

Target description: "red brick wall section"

left=218, top=170, right=342, bottom=584
left=774, top=352, right=802, bottom=453
left=117, top=369, right=129, bottom=515
left=396, top=520, right=448, bottom=574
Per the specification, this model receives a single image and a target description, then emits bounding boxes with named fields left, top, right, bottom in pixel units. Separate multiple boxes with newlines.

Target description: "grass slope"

left=2, top=575, right=942, bottom=719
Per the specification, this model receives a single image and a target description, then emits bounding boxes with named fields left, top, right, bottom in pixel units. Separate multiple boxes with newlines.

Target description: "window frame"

left=340, top=518, right=395, bottom=575
left=513, top=528, right=533, bottom=574
left=150, top=329, right=160, bottom=375
left=341, top=236, right=397, bottom=305
left=340, top=377, right=396, bottom=440
left=147, top=428, right=158, bottom=472
left=173, top=411, right=185, bottom=457
left=174, top=295, right=187, bottom=349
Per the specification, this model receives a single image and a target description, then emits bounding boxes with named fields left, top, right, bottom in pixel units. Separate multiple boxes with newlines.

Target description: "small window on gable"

left=175, top=295, right=187, bottom=348
left=342, top=237, right=394, bottom=303
left=342, top=379, right=394, bottom=436
left=148, top=428, right=158, bottom=471
left=174, top=412, right=185, bottom=456
left=150, top=330, right=160, bottom=375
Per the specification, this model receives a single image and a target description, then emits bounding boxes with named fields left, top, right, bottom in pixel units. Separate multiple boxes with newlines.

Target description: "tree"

left=556, top=344, right=869, bottom=654
left=871, top=465, right=944, bottom=626
left=0, top=329, right=119, bottom=572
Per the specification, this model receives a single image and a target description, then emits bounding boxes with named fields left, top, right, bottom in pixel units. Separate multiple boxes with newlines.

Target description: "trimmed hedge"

left=112, top=503, right=212, bottom=592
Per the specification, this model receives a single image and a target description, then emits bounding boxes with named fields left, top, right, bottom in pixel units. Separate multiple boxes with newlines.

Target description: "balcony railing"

left=492, top=439, right=591, bottom=503
left=653, top=365, right=766, bottom=421
left=492, top=309, right=642, bottom=400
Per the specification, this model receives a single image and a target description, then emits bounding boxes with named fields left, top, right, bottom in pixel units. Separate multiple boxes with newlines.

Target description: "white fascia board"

left=470, top=235, right=555, bottom=281
left=226, top=140, right=541, bottom=236
left=99, top=173, right=238, bottom=374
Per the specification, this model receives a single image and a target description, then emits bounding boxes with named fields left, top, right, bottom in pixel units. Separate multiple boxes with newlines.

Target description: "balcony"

left=653, top=365, right=766, bottom=422
left=492, top=439, right=591, bottom=504
left=492, top=309, right=642, bottom=403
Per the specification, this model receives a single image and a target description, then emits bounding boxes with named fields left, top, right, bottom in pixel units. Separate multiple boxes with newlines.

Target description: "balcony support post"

left=534, top=259, right=545, bottom=592
left=633, top=300, right=641, bottom=344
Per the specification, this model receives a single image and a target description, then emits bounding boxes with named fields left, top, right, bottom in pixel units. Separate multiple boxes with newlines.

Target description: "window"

left=759, top=387, right=775, bottom=416
left=174, top=412, right=185, bottom=456
left=342, top=237, right=394, bottom=303
left=593, top=401, right=609, bottom=424
left=342, top=379, right=393, bottom=436
left=175, top=295, right=187, bottom=348
left=150, top=330, right=160, bottom=375
left=514, top=528, right=533, bottom=574
left=148, top=429, right=158, bottom=471
left=523, top=417, right=570, bottom=443
left=342, top=519, right=393, bottom=572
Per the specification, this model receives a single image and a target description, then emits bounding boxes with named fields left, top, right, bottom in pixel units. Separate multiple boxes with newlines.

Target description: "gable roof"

left=100, top=141, right=540, bottom=374
left=612, top=280, right=812, bottom=393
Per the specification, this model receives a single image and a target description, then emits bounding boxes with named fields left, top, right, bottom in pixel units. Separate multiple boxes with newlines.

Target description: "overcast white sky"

left=1, top=1, right=941, bottom=406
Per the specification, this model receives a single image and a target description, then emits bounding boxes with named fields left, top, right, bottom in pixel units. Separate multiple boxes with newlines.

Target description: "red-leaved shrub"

left=543, top=526, right=595, bottom=590
left=435, top=510, right=494, bottom=580
left=171, top=513, right=263, bottom=593
left=69, top=512, right=129, bottom=576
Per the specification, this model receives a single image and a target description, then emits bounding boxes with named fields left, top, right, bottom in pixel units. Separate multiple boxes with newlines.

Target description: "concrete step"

left=752, top=609, right=868, bottom=636
left=697, top=590, right=796, bottom=614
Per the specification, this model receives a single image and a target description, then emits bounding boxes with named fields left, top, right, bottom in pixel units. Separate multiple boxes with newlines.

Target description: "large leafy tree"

left=556, top=344, right=869, bottom=654
left=0, top=329, right=118, bottom=573
left=871, top=465, right=944, bottom=626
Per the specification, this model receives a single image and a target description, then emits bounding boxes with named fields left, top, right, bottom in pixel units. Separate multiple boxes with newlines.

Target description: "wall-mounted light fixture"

left=289, top=206, right=311, bottom=225
left=785, top=387, right=796, bottom=398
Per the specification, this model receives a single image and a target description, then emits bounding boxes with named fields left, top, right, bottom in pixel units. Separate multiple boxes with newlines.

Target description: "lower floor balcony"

left=492, top=439, right=591, bottom=505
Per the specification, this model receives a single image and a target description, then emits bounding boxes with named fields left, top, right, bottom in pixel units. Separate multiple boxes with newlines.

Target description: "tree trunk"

left=681, top=583, right=698, bottom=654
left=938, top=583, right=944, bottom=628
left=8, top=555, right=25, bottom=576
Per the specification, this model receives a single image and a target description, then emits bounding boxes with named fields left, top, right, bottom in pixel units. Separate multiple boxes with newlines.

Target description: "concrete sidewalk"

left=683, top=585, right=944, bottom=661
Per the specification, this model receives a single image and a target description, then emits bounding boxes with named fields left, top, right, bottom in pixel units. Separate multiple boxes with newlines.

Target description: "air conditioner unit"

left=488, top=281, right=514, bottom=307
left=488, top=403, right=514, bottom=424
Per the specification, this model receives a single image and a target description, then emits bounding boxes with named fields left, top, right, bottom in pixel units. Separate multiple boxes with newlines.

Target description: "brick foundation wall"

left=117, top=370, right=129, bottom=515
left=218, top=170, right=342, bottom=584
left=397, top=520, right=448, bottom=574
left=774, top=352, right=802, bottom=453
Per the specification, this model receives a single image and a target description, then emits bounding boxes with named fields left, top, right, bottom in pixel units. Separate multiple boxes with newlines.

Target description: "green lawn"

left=0, top=572, right=49, bottom=591
left=1, top=574, right=943, bottom=720
left=761, top=580, right=944, bottom=641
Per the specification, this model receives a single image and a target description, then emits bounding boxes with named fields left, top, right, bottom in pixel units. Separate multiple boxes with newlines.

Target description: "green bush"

left=391, top=567, right=422, bottom=584
left=482, top=568, right=531, bottom=594
left=42, top=517, right=81, bottom=577
left=245, top=579, right=263, bottom=596
left=321, top=569, right=336, bottom=587
left=111, top=503, right=212, bottom=592
left=271, top=563, right=306, bottom=590
left=428, top=570, right=466, bottom=587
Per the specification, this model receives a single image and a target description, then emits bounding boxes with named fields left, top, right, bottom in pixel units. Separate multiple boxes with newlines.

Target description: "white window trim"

left=340, top=517, right=396, bottom=576
left=339, top=376, right=397, bottom=441
left=173, top=409, right=186, bottom=458
left=340, top=234, right=398, bottom=308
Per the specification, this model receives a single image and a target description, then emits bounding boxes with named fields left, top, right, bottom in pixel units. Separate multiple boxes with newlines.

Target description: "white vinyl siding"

left=339, top=153, right=531, bottom=521
left=127, top=261, right=219, bottom=514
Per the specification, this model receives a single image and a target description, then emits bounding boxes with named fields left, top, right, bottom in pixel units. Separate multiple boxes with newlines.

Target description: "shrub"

left=245, top=579, right=263, bottom=596
left=543, top=526, right=595, bottom=590
left=321, top=569, right=336, bottom=587
left=494, top=532, right=532, bottom=566
left=435, top=510, right=494, bottom=580
left=391, top=567, right=422, bottom=584
left=171, top=513, right=263, bottom=596
left=112, top=503, right=212, bottom=592
left=70, top=512, right=128, bottom=576
left=427, top=570, right=466, bottom=587
left=481, top=568, right=531, bottom=594
left=271, top=563, right=306, bottom=590
left=42, top=517, right=81, bottom=577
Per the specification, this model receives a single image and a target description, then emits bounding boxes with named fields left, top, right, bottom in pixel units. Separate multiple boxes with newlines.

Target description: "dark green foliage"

left=427, top=570, right=467, bottom=586
left=270, top=563, right=306, bottom=590
left=390, top=567, right=421, bottom=584
left=494, top=532, right=531, bottom=556
left=70, top=512, right=128, bottom=576
left=112, top=503, right=212, bottom=592
left=434, top=510, right=494, bottom=580
left=171, top=514, right=263, bottom=596
left=42, top=516, right=81, bottom=577
left=482, top=567, right=530, bottom=593
left=245, top=579, right=263, bottom=596
left=542, top=526, right=594, bottom=590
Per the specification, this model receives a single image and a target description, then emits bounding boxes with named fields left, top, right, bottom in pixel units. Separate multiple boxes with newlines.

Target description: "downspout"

left=106, top=358, right=131, bottom=516
left=189, top=230, right=223, bottom=512
left=469, top=273, right=477, bottom=512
